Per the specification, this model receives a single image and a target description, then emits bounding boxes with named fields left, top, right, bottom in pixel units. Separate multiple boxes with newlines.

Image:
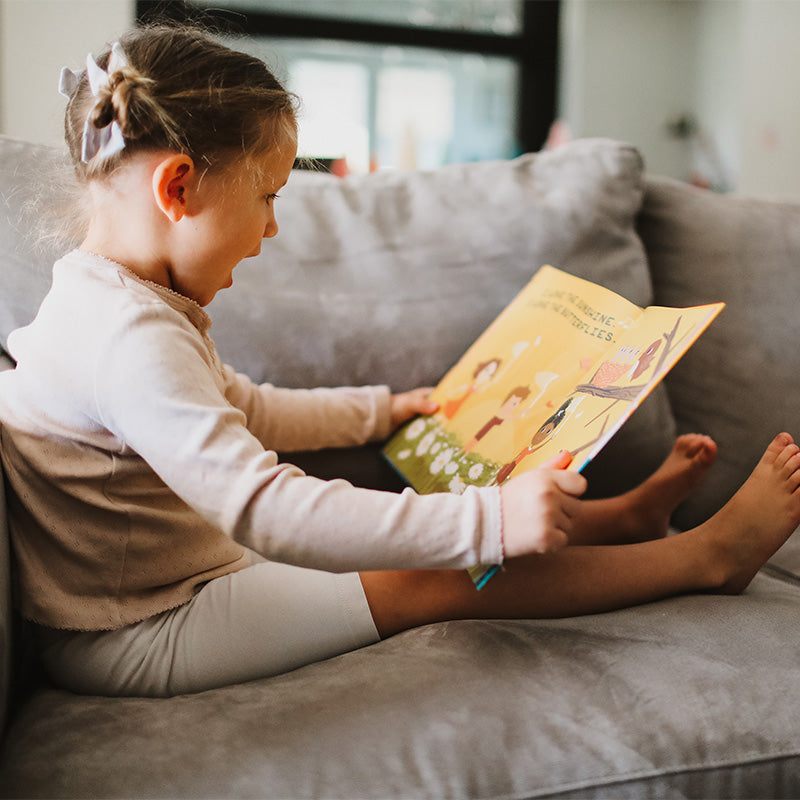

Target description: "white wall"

left=559, top=0, right=699, bottom=182
left=735, top=0, right=800, bottom=197
left=561, top=0, right=800, bottom=199
left=4, top=0, right=800, bottom=198
left=0, top=0, right=134, bottom=146
left=692, top=0, right=740, bottom=191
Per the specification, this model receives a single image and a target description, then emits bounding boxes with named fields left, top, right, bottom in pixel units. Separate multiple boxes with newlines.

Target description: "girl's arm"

left=222, top=368, right=438, bottom=452
left=222, top=365, right=393, bottom=451
left=95, top=310, right=504, bottom=573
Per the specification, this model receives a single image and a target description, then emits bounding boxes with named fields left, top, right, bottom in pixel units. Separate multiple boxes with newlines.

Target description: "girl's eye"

left=266, top=193, right=279, bottom=203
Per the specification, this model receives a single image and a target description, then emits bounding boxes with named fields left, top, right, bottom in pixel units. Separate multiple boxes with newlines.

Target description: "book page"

left=385, top=266, right=643, bottom=493
left=563, top=301, right=723, bottom=473
left=382, top=265, right=723, bottom=588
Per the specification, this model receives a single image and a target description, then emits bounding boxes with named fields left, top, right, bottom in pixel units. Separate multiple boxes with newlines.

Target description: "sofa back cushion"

left=207, top=139, right=675, bottom=495
left=0, top=455, right=10, bottom=735
left=0, top=137, right=63, bottom=355
left=209, top=139, right=652, bottom=391
left=640, top=176, right=800, bottom=532
left=0, top=136, right=673, bottom=501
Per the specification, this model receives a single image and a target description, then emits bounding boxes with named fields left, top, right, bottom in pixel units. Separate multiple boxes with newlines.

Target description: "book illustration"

left=382, top=265, right=724, bottom=587
left=493, top=397, right=574, bottom=484
left=441, top=358, right=502, bottom=420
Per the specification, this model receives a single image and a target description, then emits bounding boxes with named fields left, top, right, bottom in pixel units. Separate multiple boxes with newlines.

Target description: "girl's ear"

left=152, top=154, right=194, bottom=222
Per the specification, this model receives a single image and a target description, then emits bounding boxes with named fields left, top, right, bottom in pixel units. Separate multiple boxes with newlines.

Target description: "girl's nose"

left=264, top=217, right=278, bottom=238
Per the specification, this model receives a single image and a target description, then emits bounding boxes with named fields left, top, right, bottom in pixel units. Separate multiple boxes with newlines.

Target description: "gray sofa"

left=0, top=133, right=799, bottom=799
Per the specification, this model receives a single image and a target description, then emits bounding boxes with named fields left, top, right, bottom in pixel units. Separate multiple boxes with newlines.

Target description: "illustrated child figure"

left=464, top=385, right=531, bottom=453
left=493, top=398, right=575, bottom=484
left=2, top=25, right=800, bottom=698
left=441, top=358, right=501, bottom=420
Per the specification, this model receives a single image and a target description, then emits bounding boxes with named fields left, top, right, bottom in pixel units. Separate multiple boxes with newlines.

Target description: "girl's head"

left=62, top=24, right=297, bottom=183
left=57, top=25, right=299, bottom=306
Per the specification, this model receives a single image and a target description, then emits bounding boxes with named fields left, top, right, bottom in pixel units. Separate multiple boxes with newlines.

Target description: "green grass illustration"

left=384, top=416, right=501, bottom=494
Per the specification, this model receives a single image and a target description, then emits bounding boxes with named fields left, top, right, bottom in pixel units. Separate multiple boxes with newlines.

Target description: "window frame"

left=135, top=0, right=559, bottom=154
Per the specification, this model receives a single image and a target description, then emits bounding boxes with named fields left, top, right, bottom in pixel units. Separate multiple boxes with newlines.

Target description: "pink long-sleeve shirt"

left=0, top=251, right=503, bottom=631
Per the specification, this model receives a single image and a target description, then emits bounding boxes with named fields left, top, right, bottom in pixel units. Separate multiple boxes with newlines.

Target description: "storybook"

left=383, top=265, right=724, bottom=589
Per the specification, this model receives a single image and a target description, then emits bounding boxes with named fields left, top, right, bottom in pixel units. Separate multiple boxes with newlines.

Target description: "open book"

left=383, top=265, right=724, bottom=588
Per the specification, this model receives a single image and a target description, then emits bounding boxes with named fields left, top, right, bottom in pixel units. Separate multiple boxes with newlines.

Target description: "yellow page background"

left=429, top=266, right=722, bottom=479
left=430, top=267, right=639, bottom=468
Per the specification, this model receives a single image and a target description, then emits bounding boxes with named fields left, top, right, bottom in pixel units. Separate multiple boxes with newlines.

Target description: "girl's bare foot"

left=618, top=433, right=717, bottom=542
left=693, top=433, right=800, bottom=594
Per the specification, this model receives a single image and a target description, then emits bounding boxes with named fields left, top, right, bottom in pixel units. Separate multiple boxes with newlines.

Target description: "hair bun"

left=65, top=26, right=296, bottom=179
left=89, top=92, right=116, bottom=131
left=90, top=67, right=155, bottom=141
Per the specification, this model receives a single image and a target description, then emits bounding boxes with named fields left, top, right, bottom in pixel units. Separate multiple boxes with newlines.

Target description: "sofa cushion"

left=0, top=135, right=672, bottom=498
left=207, top=139, right=674, bottom=496
left=0, top=137, right=64, bottom=350
left=0, top=464, right=10, bottom=736
left=2, top=573, right=799, bottom=799
left=209, top=139, right=652, bottom=390
left=639, top=177, right=800, bottom=534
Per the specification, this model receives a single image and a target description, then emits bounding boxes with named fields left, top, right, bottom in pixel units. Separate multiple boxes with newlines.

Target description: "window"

left=136, top=0, right=559, bottom=172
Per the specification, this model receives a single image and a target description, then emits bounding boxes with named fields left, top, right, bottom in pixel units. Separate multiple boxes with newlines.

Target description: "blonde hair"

left=63, top=24, right=298, bottom=182
left=35, top=24, right=297, bottom=248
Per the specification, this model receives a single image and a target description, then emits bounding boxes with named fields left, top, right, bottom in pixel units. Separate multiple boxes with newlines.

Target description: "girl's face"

left=173, top=140, right=297, bottom=306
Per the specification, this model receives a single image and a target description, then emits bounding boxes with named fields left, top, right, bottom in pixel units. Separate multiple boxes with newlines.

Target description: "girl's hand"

left=500, top=451, right=587, bottom=557
left=389, top=387, right=438, bottom=431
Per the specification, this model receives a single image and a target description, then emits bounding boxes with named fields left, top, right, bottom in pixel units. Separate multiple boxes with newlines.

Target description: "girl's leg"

left=569, top=433, right=717, bottom=545
left=361, top=433, right=800, bottom=638
left=35, top=561, right=380, bottom=697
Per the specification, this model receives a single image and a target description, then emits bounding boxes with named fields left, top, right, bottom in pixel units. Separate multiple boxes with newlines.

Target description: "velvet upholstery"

left=1, top=135, right=799, bottom=799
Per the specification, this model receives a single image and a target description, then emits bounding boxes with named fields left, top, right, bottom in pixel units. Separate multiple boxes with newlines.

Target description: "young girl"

left=1, top=25, right=799, bottom=698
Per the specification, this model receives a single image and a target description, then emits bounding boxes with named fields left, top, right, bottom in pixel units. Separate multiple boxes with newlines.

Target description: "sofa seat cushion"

left=2, top=572, right=799, bottom=799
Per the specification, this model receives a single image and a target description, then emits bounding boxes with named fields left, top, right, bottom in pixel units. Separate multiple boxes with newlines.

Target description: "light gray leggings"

left=34, top=559, right=380, bottom=697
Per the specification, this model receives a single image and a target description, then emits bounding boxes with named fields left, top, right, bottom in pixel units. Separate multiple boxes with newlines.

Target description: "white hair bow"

left=59, top=42, right=129, bottom=163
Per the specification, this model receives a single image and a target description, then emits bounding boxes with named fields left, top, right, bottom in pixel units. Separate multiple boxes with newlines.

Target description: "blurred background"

left=2, top=0, right=799, bottom=198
